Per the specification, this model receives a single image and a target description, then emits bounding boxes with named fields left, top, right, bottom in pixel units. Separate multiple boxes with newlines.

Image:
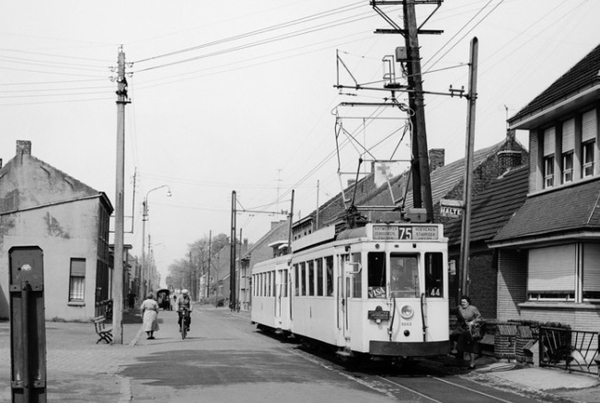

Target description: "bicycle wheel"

left=181, top=323, right=187, bottom=340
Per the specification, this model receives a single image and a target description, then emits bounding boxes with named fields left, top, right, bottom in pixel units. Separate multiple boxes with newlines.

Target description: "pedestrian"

left=141, top=292, right=160, bottom=340
left=450, top=295, right=482, bottom=369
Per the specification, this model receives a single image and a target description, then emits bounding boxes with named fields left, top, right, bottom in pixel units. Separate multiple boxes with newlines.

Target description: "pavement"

left=0, top=306, right=599, bottom=402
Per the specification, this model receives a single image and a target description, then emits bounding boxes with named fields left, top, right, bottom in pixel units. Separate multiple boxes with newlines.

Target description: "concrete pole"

left=113, top=46, right=129, bottom=344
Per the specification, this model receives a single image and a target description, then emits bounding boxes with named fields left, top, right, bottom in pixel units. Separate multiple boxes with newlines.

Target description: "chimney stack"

left=429, top=148, right=445, bottom=172
left=16, top=140, right=32, bottom=155
left=498, top=150, right=522, bottom=172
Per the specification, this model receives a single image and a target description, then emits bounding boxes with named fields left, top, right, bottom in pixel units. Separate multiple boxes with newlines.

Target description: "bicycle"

left=179, top=307, right=191, bottom=340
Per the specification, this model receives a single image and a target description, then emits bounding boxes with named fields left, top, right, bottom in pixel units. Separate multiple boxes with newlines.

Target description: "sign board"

left=372, top=225, right=439, bottom=241
left=440, top=199, right=463, bottom=218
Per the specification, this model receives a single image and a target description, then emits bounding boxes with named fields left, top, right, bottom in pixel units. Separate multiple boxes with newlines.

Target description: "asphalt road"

left=119, top=306, right=571, bottom=403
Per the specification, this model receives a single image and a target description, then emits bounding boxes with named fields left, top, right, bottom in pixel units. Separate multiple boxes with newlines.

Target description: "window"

left=528, top=245, right=575, bottom=301
left=69, top=258, right=86, bottom=302
left=351, top=253, right=362, bottom=298
left=544, top=156, right=554, bottom=188
left=367, top=252, right=386, bottom=298
left=390, top=254, right=418, bottom=298
left=316, top=259, right=324, bottom=296
left=294, top=264, right=299, bottom=296
left=562, top=152, right=573, bottom=183
left=583, top=243, right=600, bottom=301
left=325, top=256, right=334, bottom=296
left=300, top=262, right=306, bottom=296
left=425, top=253, right=444, bottom=297
left=283, top=270, right=288, bottom=298
left=582, top=141, right=595, bottom=178
left=308, top=261, right=315, bottom=296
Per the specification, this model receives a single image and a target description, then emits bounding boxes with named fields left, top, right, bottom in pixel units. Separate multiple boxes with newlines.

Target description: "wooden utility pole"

left=113, top=46, right=130, bottom=344
left=230, top=191, right=237, bottom=309
left=403, top=0, right=434, bottom=221
left=459, top=37, right=479, bottom=298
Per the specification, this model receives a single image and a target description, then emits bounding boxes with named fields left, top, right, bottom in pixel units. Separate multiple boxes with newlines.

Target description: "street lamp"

left=141, top=185, right=171, bottom=297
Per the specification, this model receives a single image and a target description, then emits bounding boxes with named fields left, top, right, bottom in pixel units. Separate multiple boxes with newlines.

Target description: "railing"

left=539, top=327, right=599, bottom=375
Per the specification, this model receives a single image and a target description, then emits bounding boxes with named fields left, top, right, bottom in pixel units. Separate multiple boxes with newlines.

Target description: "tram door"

left=337, top=253, right=354, bottom=341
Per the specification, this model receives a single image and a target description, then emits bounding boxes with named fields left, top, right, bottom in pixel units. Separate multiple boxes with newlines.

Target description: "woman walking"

left=141, top=292, right=160, bottom=340
left=450, top=295, right=482, bottom=369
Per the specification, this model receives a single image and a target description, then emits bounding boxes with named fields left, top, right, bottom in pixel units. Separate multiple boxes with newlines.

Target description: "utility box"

left=395, top=46, right=408, bottom=62
left=9, top=246, right=47, bottom=403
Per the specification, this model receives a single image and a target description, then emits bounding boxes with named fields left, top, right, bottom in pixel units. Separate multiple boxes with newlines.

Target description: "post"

left=458, top=38, right=479, bottom=298
left=230, top=191, right=237, bottom=310
left=287, top=190, right=295, bottom=254
left=113, top=46, right=129, bottom=344
left=141, top=200, right=147, bottom=299
left=207, top=230, right=211, bottom=302
left=403, top=0, right=434, bottom=221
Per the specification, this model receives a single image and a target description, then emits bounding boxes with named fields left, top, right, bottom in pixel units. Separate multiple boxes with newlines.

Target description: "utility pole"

left=207, top=230, right=211, bottom=301
left=403, top=0, right=434, bottom=221
left=371, top=0, right=441, bottom=221
left=230, top=191, right=237, bottom=310
left=459, top=37, right=479, bottom=298
left=113, top=46, right=130, bottom=344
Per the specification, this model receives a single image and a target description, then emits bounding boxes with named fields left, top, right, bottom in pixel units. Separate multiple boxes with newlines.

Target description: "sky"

left=0, top=0, right=598, bottom=285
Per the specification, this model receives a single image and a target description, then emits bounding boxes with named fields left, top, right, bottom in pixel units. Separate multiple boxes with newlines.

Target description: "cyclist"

left=177, top=289, right=193, bottom=332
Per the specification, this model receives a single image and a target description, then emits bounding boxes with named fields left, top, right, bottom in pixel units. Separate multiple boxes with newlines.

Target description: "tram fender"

left=370, top=340, right=450, bottom=356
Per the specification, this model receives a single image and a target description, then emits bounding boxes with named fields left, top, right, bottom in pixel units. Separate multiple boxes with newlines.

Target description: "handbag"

left=469, top=323, right=483, bottom=341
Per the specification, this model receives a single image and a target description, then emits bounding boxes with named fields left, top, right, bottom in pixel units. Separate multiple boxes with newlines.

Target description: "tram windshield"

left=390, top=254, right=419, bottom=298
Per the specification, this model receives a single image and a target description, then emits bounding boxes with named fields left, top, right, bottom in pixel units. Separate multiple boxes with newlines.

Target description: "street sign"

left=440, top=199, right=463, bottom=218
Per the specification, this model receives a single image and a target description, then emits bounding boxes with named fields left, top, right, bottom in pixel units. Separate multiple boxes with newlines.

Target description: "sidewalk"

left=1, top=307, right=599, bottom=402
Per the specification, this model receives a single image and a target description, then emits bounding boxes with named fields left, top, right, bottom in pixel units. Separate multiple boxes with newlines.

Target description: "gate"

left=539, top=327, right=599, bottom=375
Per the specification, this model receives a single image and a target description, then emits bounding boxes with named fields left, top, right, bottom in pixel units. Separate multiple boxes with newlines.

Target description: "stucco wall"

left=0, top=198, right=100, bottom=321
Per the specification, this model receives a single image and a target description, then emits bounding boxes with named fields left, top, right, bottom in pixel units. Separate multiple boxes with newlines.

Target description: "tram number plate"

left=372, top=225, right=438, bottom=240
left=368, top=309, right=390, bottom=321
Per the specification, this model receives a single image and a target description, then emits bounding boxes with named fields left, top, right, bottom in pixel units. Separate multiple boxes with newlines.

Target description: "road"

left=120, top=306, right=561, bottom=403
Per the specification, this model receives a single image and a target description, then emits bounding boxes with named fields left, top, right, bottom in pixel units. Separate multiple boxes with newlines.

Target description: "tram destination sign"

left=372, top=225, right=439, bottom=241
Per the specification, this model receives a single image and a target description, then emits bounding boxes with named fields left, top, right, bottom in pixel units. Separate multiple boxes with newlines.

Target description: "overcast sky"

left=0, top=0, right=598, bottom=285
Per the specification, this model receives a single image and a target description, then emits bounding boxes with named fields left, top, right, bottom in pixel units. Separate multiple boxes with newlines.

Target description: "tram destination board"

left=371, top=224, right=439, bottom=241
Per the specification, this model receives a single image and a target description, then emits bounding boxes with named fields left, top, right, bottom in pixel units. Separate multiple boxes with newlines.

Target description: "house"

left=444, top=163, right=529, bottom=317
left=0, top=140, right=113, bottom=321
left=490, top=43, right=600, bottom=331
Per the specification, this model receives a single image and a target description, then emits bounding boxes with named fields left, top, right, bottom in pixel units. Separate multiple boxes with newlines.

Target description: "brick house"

left=489, top=43, right=600, bottom=331
left=0, top=140, right=113, bottom=321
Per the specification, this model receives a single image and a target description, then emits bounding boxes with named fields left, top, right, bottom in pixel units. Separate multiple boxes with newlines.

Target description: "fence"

left=539, top=326, right=600, bottom=375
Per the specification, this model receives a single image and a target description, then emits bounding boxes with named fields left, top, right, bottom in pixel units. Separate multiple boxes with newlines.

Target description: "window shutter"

left=528, top=245, right=575, bottom=291
left=583, top=243, right=600, bottom=291
left=544, top=127, right=555, bottom=156
left=562, top=119, right=575, bottom=152
left=582, top=109, right=597, bottom=142
left=70, top=258, right=86, bottom=276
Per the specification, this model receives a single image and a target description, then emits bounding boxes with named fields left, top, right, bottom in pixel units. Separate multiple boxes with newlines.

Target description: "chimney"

left=429, top=148, right=445, bottom=172
left=498, top=150, right=522, bottom=171
left=16, top=140, right=31, bottom=155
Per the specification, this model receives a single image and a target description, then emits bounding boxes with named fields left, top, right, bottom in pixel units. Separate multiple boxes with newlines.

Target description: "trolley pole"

left=458, top=38, right=479, bottom=299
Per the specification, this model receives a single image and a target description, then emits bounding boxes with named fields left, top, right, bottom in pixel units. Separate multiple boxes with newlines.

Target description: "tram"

left=251, top=217, right=450, bottom=360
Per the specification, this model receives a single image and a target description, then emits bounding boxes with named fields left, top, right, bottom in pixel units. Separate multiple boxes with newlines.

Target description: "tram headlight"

left=400, top=304, right=414, bottom=319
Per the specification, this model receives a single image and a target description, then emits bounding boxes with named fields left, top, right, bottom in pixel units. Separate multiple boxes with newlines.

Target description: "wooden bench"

left=92, top=315, right=113, bottom=344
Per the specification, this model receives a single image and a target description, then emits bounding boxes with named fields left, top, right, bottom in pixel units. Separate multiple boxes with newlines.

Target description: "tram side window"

left=368, top=252, right=386, bottom=298
left=308, top=260, right=315, bottom=296
left=352, top=253, right=362, bottom=298
left=425, top=253, right=444, bottom=297
left=325, top=256, right=334, bottom=296
left=316, top=258, right=324, bottom=296
left=390, top=254, right=418, bottom=298
left=300, top=262, right=307, bottom=296
left=294, top=264, right=299, bottom=296
left=283, top=270, right=288, bottom=297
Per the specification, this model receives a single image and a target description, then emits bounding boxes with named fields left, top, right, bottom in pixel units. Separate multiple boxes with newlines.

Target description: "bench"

left=92, top=315, right=113, bottom=344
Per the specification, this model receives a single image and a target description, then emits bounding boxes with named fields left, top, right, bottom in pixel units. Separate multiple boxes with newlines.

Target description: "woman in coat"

left=140, top=292, right=160, bottom=339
